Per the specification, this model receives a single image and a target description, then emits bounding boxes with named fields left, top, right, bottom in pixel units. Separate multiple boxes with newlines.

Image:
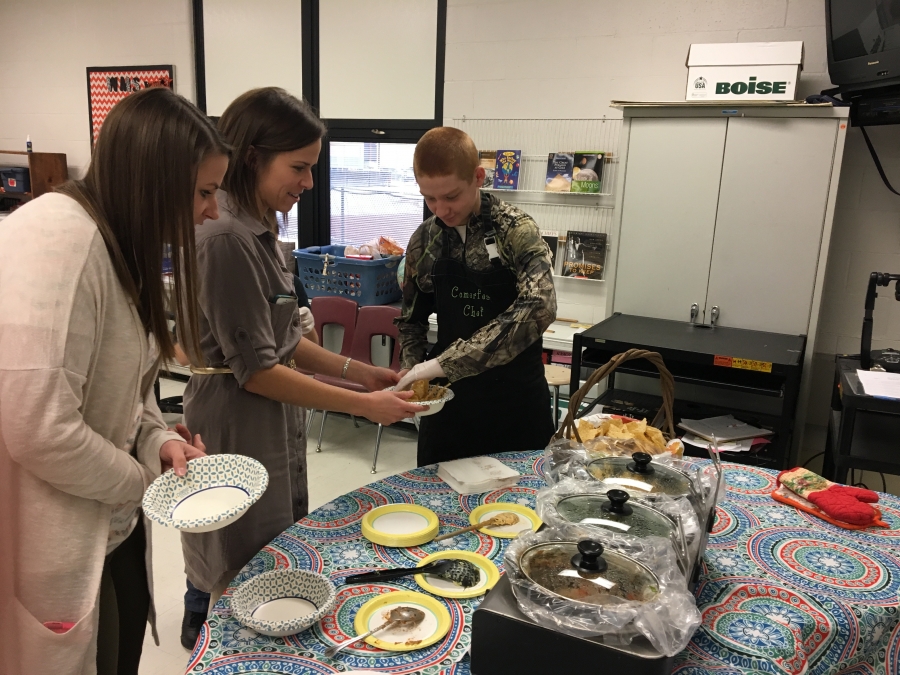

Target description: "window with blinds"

left=278, top=205, right=300, bottom=247
left=327, top=141, right=423, bottom=250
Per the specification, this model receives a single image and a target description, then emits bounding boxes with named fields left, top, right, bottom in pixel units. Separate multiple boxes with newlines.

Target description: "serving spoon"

left=323, top=606, right=425, bottom=659
left=433, top=511, right=520, bottom=542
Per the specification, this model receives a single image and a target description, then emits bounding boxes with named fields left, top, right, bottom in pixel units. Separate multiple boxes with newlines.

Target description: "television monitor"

left=827, top=0, right=900, bottom=89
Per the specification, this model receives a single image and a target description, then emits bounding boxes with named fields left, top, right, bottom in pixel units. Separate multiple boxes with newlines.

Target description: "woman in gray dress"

left=179, top=88, right=420, bottom=648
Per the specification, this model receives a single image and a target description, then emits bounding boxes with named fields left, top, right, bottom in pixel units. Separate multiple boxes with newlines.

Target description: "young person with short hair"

left=396, top=127, right=557, bottom=466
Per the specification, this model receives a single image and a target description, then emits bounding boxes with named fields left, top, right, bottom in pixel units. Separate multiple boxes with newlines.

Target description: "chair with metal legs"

left=304, top=296, right=358, bottom=448
left=314, top=305, right=402, bottom=472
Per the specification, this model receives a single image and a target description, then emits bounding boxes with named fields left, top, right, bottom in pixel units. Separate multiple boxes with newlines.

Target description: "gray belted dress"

left=181, top=191, right=307, bottom=593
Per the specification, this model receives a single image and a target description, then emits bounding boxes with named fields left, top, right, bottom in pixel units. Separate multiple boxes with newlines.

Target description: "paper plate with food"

left=570, top=414, right=683, bottom=459
left=390, top=380, right=454, bottom=417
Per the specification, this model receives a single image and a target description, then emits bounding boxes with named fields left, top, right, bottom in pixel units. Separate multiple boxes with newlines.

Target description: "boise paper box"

left=686, top=41, right=803, bottom=101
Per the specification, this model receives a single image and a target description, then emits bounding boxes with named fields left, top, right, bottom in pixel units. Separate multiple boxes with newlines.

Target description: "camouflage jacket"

left=397, top=192, right=557, bottom=382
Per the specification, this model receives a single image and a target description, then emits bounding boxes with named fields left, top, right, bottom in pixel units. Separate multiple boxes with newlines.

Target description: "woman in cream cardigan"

left=0, top=87, right=229, bottom=675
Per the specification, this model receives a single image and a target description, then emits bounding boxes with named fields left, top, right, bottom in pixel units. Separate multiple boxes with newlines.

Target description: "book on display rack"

left=561, top=230, right=607, bottom=280
left=544, top=152, right=574, bottom=192
left=571, top=152, right=604, bottom=193
left=492, top=150, right=521, bottom=190
left=479, top=150, right=496, bottom=188
left=540, top=230, right=560, bottom=273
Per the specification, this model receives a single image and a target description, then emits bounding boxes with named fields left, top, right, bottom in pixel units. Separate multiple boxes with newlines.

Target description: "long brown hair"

left=218, top=87, right=326, bottom=230
left=57, top=86, right=229, bottom=362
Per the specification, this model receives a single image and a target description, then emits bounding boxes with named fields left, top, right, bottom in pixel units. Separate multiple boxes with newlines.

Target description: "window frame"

left=308, top=0, right=446, bottom=246
left=191, top=0, right=447, bottom=246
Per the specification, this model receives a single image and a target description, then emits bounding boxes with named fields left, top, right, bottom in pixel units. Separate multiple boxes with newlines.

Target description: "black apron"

left=417, top=196, right=553, bottom=466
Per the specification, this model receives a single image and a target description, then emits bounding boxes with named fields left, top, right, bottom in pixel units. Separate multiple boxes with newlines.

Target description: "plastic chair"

left=314, top=305, right=402, bottom=473
left=305, top=297, right=359, bottom=437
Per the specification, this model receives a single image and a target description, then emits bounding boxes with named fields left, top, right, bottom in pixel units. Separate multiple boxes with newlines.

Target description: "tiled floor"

left=138, top=378, right=418, bottom=675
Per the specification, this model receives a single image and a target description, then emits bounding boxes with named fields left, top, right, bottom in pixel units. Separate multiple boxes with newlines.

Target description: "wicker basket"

left=555, top=348, right=676, bottom=444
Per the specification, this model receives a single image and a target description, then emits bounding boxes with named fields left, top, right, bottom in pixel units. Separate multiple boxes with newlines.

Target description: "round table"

left=184, top=452, right=900, bottom=674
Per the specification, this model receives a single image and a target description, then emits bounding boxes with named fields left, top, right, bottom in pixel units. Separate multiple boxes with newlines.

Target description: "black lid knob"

left=571, top=539, right=607, bottom=573
left=628, top=452, right=655, bottom=475
left=602, top=489, right=633, bottom=516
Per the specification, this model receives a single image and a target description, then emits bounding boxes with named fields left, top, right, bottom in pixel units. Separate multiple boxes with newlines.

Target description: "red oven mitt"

left=778, top=467, right=879, bottom=526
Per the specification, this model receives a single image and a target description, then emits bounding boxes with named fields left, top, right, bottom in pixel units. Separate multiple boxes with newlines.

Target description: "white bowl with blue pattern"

left=142, top=454, right=268, bottom=533
left=231, top=569, right=337, bottom=637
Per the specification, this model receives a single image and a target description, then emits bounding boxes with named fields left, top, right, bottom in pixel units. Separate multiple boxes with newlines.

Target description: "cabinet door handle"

left=710, top=305, right=720, bottom=326
left=689, top=303, right=699, bottom=323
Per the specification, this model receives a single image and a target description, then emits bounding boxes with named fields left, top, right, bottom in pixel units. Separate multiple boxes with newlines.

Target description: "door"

left=705, top=117, right=838, bottom=335
left=613, top=117, right=727, bottom=323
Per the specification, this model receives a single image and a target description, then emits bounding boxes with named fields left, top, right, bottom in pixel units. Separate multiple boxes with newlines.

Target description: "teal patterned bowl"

left=231, top=569, right=337, bottom=637
left=142, top=454, right=268, bottom=533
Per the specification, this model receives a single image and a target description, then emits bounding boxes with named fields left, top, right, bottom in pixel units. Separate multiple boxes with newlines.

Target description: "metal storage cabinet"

left=612, top=117, right=726, bottom=324
left=605, top=104, right=849, bottom=464
left=705, top=117, right=838, bottom=335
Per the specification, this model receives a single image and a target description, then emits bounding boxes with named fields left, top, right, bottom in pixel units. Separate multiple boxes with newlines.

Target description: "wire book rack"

left=450, top=117, right=622, bottom=238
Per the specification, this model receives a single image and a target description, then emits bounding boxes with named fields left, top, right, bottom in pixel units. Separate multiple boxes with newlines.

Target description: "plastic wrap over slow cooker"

left=535, top=478, right=701, bottom=572
left=504, top=524, right=701, bottom=657
left=544, top=438, right=724, bottom=515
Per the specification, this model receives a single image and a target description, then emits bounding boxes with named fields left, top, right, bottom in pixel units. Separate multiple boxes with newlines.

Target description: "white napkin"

left=437, top=456, right=520, bottom=495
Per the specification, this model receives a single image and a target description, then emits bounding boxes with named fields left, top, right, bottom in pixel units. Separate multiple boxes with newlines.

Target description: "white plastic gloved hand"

left=298, top=306, right=315, bottom=334
left=396, top=359, right=446, bottom=392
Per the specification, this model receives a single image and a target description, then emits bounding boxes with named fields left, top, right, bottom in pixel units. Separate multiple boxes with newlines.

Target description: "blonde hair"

left=414, top=127, right=479, bottom=182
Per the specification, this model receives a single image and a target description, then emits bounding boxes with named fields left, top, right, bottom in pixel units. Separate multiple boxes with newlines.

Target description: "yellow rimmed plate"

left=468, top=503, right=541, bottom=539
left=361, top=504, right=440, bottom=547
left=353, top=591, right=450, bottom=652
left=414, top=550, right=499, bottom=599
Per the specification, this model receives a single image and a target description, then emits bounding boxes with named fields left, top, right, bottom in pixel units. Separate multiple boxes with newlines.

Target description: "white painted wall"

left=444, top=0, right=900, bottom=465
left=203, top=0, right=303, bottom=117
left=0, top=0, right=196, bottom=177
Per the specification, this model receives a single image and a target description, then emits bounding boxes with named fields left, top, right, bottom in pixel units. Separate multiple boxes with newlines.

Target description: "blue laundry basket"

left=293, top=246, right=403, bottom=306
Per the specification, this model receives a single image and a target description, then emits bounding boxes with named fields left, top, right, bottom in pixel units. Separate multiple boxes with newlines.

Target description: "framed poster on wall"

left=86, top=65, right=174, bottom=147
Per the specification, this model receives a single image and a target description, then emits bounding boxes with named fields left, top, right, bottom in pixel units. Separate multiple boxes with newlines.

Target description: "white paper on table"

left=856, top=369, right=900, bottom=400
left=681, top=433, right=752, bottom=452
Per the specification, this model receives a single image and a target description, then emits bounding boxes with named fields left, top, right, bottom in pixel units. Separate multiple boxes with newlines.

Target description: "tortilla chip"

left=637, top=433, right=661, bottom=454
left=576, top=420, right=602, bottom=440
left=625, top=419, right=647, bottom=435
left=606, top=426, right=633, bottom=440
left=607, top=417, right=624, bottom=429
left=411, top=379, right=429, bottom=400
left=645, top=426, right=666, bottom=450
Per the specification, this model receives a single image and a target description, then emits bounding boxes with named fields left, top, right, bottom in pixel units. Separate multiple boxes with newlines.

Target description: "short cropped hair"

left=414, top=127, right=479, bottom=182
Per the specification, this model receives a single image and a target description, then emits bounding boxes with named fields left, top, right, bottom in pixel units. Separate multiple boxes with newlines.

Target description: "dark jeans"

left=184, top=579, right=210, bottom=615
left=96, top=518, right=149, bottom=675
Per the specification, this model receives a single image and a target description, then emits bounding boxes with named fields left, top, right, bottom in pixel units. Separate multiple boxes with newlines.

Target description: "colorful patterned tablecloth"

left=184, top=453, right=900, bottom=675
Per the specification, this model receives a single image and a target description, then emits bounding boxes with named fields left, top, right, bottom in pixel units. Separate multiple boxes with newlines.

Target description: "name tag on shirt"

left=484, top=229, right=500, bottom=261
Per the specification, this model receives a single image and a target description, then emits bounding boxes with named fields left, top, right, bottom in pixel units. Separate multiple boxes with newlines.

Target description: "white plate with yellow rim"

left=353, top=591, right=450, bottom=652
left=361, top=504, right=440, bottom=547
left=414, top=550, right=499, bottom=599
left=468, top=503, right=541, bottom=539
